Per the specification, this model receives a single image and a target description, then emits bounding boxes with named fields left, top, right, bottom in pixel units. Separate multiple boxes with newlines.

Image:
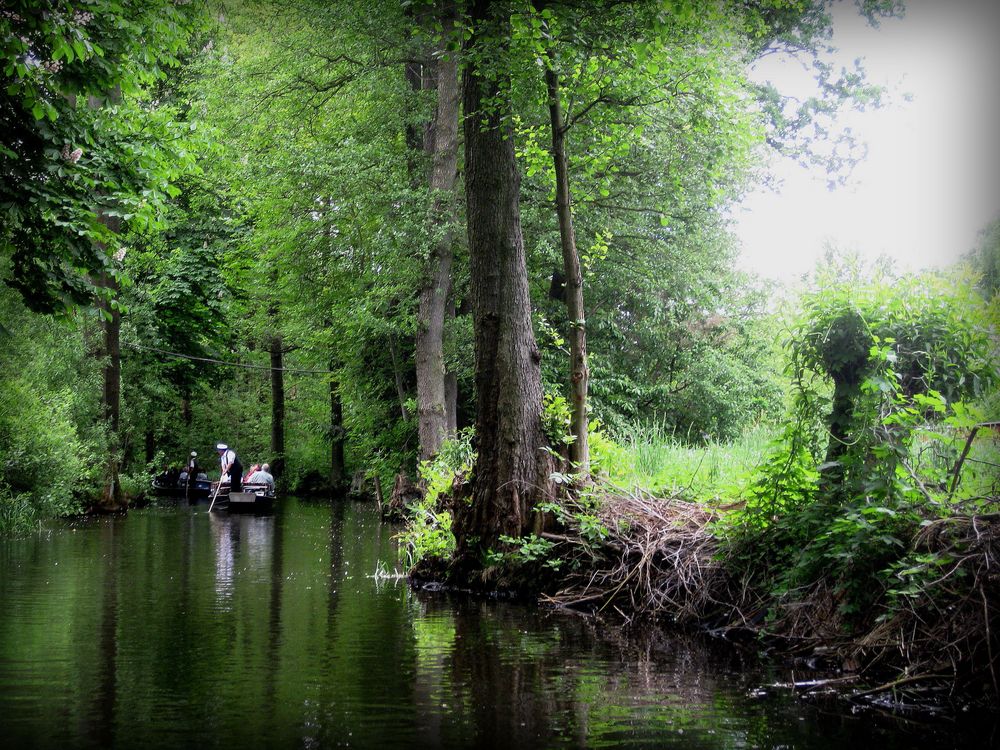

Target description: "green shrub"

left=0, top=380, right=96, bottom=533
left=724, top=269, right=997, bottom=617
left=397, top=428, right=475, bottom=568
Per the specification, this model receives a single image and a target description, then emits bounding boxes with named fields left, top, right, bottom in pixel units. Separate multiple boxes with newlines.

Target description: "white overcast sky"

left=732, top=0, right=1000, bottom=283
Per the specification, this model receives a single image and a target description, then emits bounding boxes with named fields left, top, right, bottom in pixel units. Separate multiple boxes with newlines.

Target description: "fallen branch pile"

left=852, top=512, right=1000, bottom=698
left=542, top=488, right=747, bottom=625
left=542, top=490, right=999, bottom=706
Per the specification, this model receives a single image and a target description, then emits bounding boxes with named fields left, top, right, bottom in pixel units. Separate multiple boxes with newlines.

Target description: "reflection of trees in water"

left=447, top=601, right=580, bottom=748
left=262, top=508, right=284, bottom=728
left=407, top=594, right=755, bottom=748
left=295, top=502, right=345, bottom=747
left=90, top=519, right=123, bottom=748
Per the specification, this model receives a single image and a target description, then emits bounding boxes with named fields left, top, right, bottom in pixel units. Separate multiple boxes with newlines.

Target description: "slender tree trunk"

left=100, top=271, right=121, bottom=436
left=96, top=215, right=123, bottom=511
left=387, top=334, right=410, bottom=421
left=445, top=355, right=458, bottom=436
left=544, top=52, right=590, bottom=476
left=329, top=369, right=346, bottom=492
left=415, top=16, right=460, bottom=461
left=455, top=0, right=551, bottom=566
left=270, top=334, right=285, bottom=478
left=87, top=92, right=125, bottom=510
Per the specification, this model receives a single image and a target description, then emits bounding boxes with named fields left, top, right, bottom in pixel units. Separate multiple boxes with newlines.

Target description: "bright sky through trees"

left=734, top=0, right=1000, bottom=282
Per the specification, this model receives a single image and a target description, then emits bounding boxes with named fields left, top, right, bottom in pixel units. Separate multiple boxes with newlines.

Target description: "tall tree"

left=414, top=5, right=461, bottom=462
left=269, top=333, right=287, bottom=479
left=95, top=219, right=123, bottom=510
left=540, top=40, right=589, bottom=475
left=454, top=0, right=551, bottom=567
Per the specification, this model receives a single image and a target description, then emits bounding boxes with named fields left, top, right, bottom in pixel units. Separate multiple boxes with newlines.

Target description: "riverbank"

left=461, top=483, right=1000, bottom=715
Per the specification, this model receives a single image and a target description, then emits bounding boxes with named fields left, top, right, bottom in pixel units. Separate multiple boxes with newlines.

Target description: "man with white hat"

left=216, top=443, right=243, bottom=491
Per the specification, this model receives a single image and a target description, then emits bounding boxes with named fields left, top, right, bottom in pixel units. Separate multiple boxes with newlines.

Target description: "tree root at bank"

left=541, top=490, right=1000, bottom=709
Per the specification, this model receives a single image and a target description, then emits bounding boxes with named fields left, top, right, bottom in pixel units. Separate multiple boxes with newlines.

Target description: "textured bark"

left=455, top=0, right=550, bottom=563
left=415, top=16, right=460, bottom=461
left=270, top=334, right=285, bottom=478
left=544, top=54, right=590, bottom=475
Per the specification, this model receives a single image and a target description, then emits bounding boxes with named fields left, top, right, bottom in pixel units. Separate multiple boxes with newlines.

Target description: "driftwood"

left=850, top=513, right=1000, bottom=697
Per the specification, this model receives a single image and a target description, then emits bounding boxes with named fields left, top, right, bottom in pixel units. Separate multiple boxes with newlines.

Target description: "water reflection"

left=0, top=500, right=992, bottom=749
left=404, top=594, right=750, bottom=749
left=209, top=513, right=275, bottom=604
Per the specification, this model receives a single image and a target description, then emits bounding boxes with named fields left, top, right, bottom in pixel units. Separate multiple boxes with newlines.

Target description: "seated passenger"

left=246, top=463, right=275, bottom=490
left=243, top=464, right=260, bottom=483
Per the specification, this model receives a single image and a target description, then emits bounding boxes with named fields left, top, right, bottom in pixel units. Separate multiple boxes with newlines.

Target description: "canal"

left=0, top=498, right=991, bottom=748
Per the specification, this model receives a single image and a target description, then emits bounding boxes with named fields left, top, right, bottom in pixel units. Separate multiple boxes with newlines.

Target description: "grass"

left=601, top=422, right=775, bottom=503
left=945, top=425, right=1000, bottom=507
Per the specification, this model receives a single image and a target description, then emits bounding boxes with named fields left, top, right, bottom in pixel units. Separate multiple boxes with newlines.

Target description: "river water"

left=0, top=498, right=992, bottom=749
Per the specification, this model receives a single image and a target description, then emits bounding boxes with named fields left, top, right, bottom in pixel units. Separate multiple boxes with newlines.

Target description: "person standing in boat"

left=216, top=443, right=243, bottom=492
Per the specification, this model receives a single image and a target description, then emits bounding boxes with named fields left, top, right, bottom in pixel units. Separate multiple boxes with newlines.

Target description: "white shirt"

left=219, top=449, right=236, bottom=480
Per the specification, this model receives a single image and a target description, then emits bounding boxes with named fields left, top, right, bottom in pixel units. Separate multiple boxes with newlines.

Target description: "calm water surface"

left=0, top=498, right=992, bottom=749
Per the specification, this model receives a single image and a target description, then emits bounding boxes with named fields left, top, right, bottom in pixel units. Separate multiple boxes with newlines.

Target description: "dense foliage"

left=727, top=267, right=997, bottom=617
left=1, top=0, right=200, bottom=312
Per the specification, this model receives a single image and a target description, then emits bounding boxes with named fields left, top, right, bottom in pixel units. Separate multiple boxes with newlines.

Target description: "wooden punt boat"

left=209, top=482, right=276, bottom=513
left=151, top=473, right=213, bottom=501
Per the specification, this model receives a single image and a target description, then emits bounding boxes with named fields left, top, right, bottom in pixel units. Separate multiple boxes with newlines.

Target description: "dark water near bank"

left=0, top=498, right=992, bottom=749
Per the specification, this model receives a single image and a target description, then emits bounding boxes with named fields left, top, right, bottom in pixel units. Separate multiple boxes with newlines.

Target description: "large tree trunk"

left=544, top=53, right=590, bottom=476
left=415, top=17, right=460, bottom=461
left=454, top=0, right=550, bottom=567
left=270, top=334, right=285, bottom=478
